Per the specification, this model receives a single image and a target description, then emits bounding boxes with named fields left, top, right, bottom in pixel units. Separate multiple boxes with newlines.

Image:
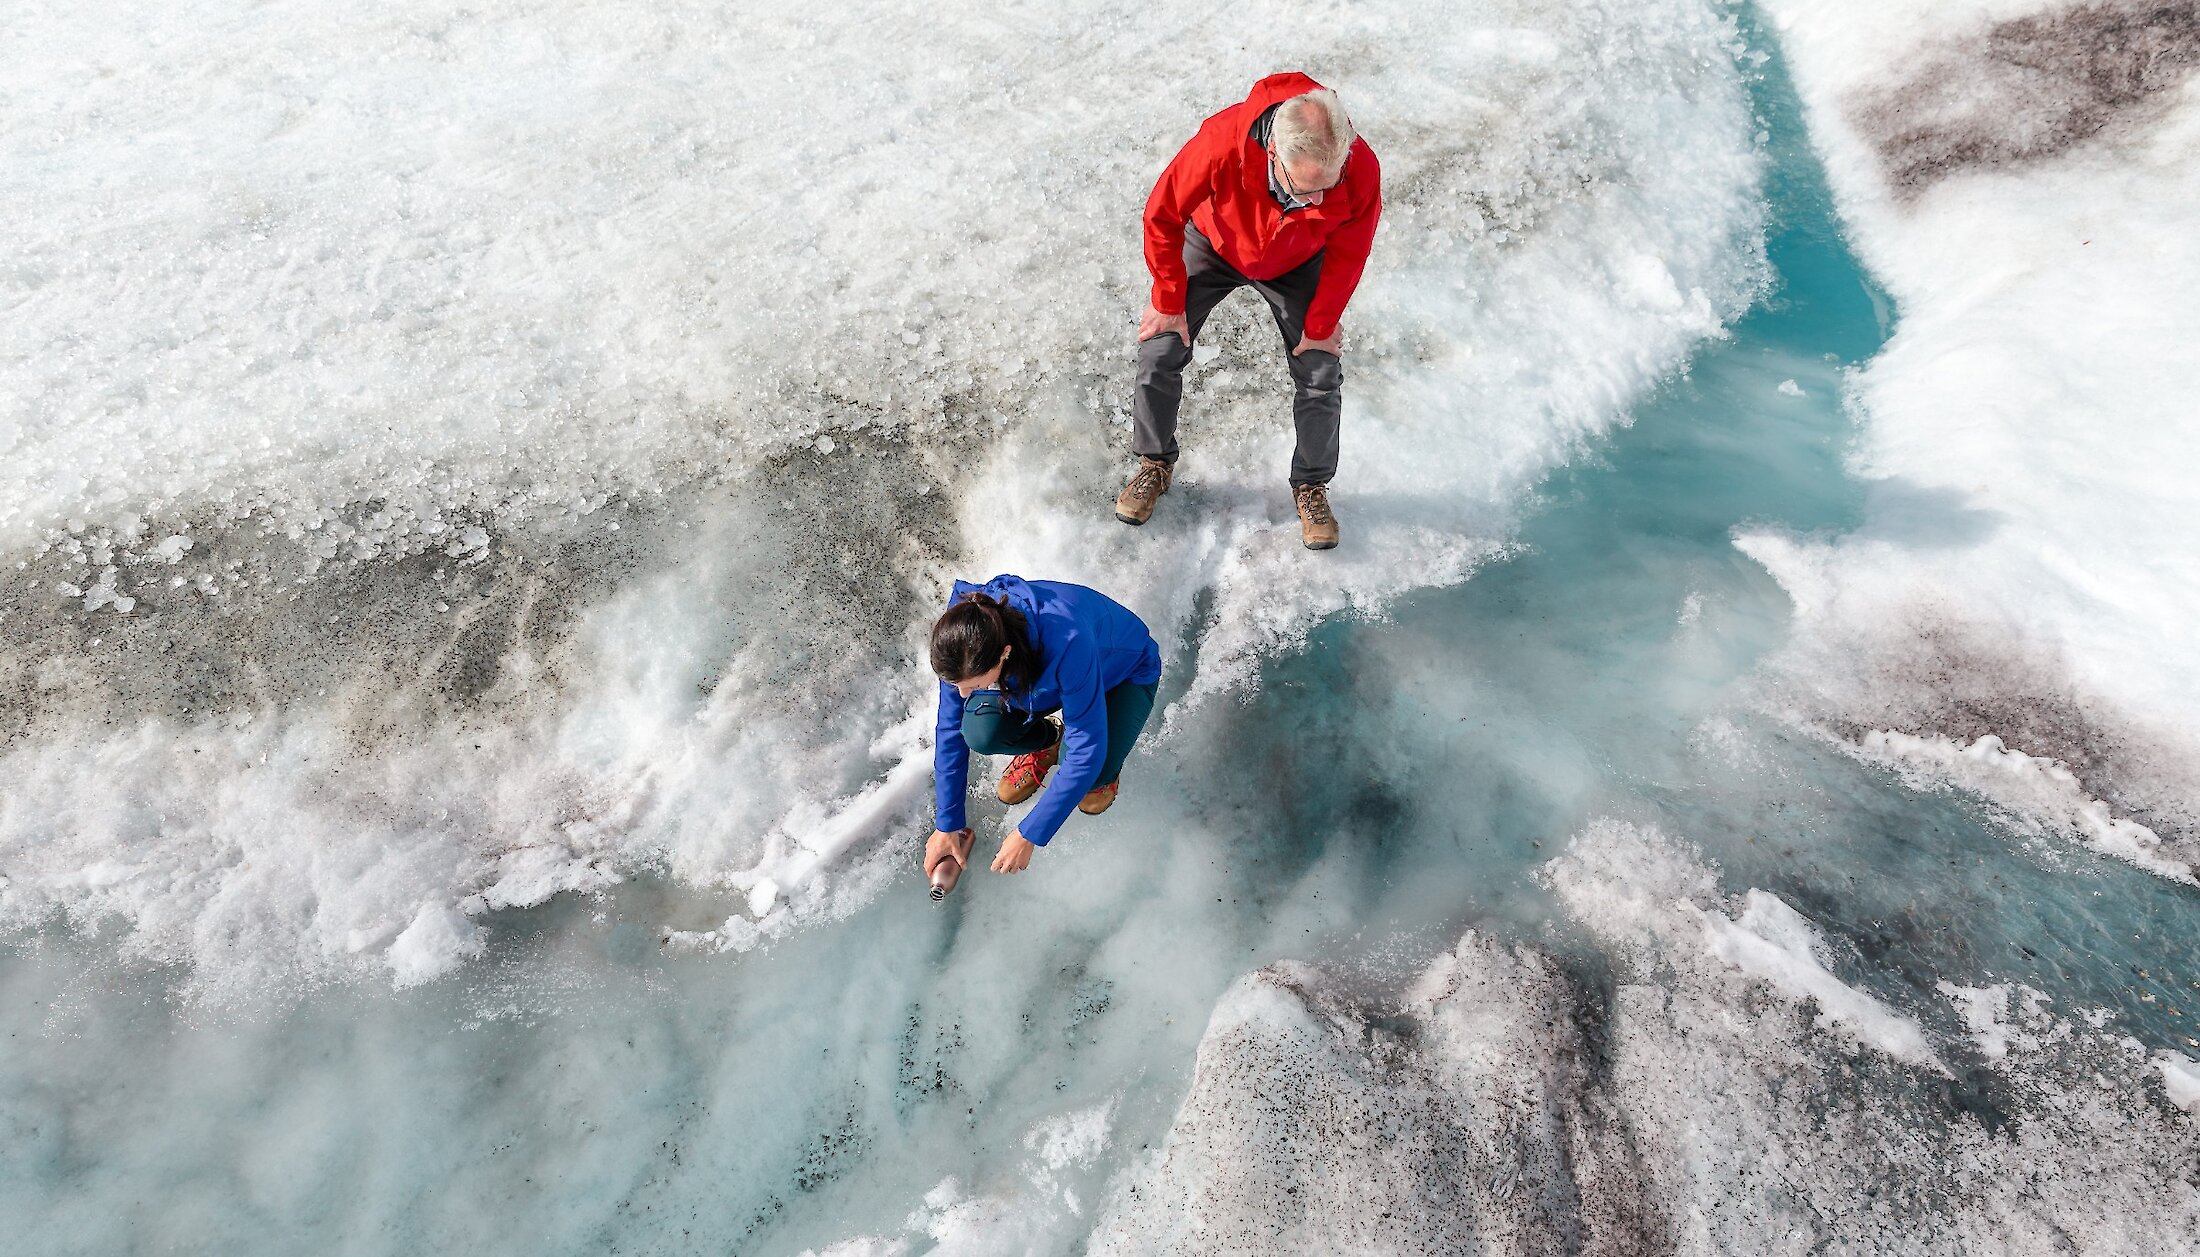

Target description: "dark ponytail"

left=930, top=591, right=1042, bottom=694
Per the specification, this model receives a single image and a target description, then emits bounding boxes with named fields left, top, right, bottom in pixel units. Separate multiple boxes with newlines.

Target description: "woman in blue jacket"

left=924, top=574, right=1164, bottom=880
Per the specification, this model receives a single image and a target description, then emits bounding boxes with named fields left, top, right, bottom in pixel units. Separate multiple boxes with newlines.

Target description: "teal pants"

left=960, top=683, right=1158, bottom=787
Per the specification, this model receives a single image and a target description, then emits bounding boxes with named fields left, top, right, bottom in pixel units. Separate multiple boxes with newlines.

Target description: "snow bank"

left=0, top=0, right=1766, bottom=996
left=1740, top=0, right=2200, bottom=864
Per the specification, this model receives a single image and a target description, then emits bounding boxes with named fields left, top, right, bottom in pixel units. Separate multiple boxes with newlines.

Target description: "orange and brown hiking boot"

left=1077, top=780, right=1120, bottom=815
left=1294, top=483, right=1339, bottom=550
left=997, top=738, right=1061, bottom=805
left=1114, top=458, right=1173, bottom=526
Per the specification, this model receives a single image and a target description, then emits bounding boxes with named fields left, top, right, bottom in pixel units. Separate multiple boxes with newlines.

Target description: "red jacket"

left=1144, top=72, right=1382, bottom=342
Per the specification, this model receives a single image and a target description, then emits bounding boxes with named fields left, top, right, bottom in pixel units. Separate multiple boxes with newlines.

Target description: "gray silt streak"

left=1851, top=1, right=2200, bottom=198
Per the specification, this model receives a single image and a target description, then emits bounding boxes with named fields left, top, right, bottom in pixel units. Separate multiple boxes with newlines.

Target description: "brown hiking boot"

left=1115, top=458, right=1173, bottom=525
left=1294, top=483, right=1339, bottom=550
left=997, top=736, right=1061, bottom=805
left=1077, top=780, right=1120, bottom=815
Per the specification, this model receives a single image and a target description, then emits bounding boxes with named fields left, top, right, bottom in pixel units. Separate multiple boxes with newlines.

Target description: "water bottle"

left=929, top=829, right=974, bottom=900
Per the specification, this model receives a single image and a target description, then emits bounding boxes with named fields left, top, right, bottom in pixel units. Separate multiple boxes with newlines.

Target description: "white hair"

left=1270, top=89, right=1355, bottom=172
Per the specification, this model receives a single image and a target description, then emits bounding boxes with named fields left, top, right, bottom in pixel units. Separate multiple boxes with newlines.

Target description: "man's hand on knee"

left=1139, top=304, right=1190, bottom=344
left=1293, top=329, right=1341, bottom=356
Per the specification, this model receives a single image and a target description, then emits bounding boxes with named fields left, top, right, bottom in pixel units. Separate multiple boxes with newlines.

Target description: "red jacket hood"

left=1240, top=71, right=1329, bottom=119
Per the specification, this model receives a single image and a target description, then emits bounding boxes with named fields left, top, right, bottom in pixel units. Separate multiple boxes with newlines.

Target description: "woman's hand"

left=925, top=829, right=972, bottom=879
left=991, top=830, right=1036, bottom=874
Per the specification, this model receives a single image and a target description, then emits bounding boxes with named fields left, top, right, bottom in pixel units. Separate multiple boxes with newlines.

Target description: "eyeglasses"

left=1269, top=147, right=1344, bottom=202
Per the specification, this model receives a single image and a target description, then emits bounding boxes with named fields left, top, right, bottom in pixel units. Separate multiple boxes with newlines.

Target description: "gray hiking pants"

left=1131, top=225, right=1342, bottom=487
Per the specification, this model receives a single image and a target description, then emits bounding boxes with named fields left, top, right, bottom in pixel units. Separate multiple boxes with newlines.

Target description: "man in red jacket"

left=1116, top=73, right=1382, bottom=550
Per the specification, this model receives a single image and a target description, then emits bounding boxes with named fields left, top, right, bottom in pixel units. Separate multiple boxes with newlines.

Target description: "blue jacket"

left=933, top=575, right=1163, bottom=846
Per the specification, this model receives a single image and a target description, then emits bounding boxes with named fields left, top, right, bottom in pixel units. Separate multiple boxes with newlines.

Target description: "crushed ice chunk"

left=748, top=878, right=780, bottom=917
left=2156, top=1052, right=2200, bottom=1113
left=386, top=901, right=487, bottom=989
left=444, top=525, right=490, bottom=558
left=1620, top=254, right=1684, bottom=311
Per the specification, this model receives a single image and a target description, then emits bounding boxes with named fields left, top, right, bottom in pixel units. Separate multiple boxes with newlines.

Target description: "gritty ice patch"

left=1540, top=818, right=2200, bottom=1251
left=1089, top=941, right=1662, bottom=1255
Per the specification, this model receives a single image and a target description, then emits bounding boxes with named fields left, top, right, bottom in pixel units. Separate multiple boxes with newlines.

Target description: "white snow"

left=1741, top=0, right=2200, bottom=842
left=1024, top=1101, right=1114, bottom=1176
left=797, top=1241, right=908, bottom=1257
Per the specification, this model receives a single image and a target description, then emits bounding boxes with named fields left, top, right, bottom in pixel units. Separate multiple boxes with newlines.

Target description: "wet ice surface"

left=7, top=5, right=2200, bottom=1255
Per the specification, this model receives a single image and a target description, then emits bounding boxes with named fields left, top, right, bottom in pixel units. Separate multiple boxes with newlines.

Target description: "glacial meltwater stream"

left=4, top=12, right=2196, bottom=1256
